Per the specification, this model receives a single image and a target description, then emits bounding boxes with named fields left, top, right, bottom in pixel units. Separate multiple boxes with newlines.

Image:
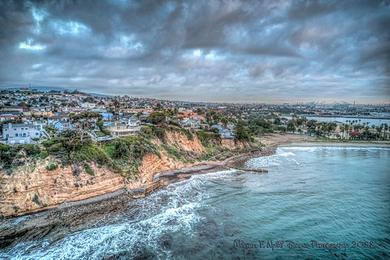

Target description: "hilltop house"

left=180, top=118, right=201, bottom=129
left=47, top=114, right=73, bottom=132
left=108, top=116, right=141, bottom=137
left=2, top=123, right=48, bottom=144
left=211, top=124, right=235, bottom=139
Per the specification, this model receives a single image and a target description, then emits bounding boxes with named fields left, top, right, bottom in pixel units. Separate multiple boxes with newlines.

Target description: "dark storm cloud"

left=0, top=0, right=389, bottom=103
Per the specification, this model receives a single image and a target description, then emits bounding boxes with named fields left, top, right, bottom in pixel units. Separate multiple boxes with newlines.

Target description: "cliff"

left=0, top=129, right=248, bottom=217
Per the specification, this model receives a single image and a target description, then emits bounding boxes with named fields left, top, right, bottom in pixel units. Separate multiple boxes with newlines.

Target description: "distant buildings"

left=1, top=88, right=389, bottom=144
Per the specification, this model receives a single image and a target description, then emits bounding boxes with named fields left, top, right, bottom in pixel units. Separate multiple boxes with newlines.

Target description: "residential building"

left=2, top=123, right=48, bottom=144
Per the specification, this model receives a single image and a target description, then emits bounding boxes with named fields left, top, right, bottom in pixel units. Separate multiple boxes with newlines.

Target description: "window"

left=15, top=133, right=18, bottom=137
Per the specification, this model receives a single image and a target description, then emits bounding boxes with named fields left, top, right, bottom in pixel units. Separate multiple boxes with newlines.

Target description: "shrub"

left=70, top=144, right=110, bottom=165
left=141, top=125, right=166, bottom=142
left=140, top=126, right=153, bottom=137
left=196, top=130, right=221, bottom=147
left=168, top=126, right=193, bottom=140
left=0, top=144, right=18, bottom=169
left=107, top=136, right=159, bottom=178
left=162, top=144, right=183, bottom=160
left=0, top=143, right=42, bottom=170
left=32, top=193, right=42, bottom=206
left=84, top=163, right=95, bottom=176
left=46, top=162, right=58, bottom=171
left=22, top=144, right=41, bottom=157
left=112, top=140, right=131, bottom=159
left=39, top=150, right=49, bottom=159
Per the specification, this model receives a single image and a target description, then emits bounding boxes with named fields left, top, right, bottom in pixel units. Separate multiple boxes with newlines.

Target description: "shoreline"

left=283, top=141, right=390, bottom=148
left=1, top=135, right=388, bottom=247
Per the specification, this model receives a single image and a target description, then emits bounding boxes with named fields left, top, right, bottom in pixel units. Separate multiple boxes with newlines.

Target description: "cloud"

left=0, top=0, right=389, bottom=103
left=18, top=38, right=46, bottom=51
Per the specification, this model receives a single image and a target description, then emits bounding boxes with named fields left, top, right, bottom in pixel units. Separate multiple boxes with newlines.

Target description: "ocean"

left=1, top=146, right=389, bottom=259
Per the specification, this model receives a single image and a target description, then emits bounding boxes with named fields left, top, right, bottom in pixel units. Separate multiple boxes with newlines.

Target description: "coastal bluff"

left=0, top=130, right=250, bottom=217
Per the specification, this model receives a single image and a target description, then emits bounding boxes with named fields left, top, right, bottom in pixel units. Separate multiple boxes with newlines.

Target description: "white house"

left=127, top=116, right=140, bottom=127
left=2, top=123, right=48, bottom=144
left=108, top=117, right=141, bottom=137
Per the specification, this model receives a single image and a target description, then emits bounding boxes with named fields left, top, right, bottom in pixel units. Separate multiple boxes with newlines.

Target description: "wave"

left=245, top=149, right=298, bottom=168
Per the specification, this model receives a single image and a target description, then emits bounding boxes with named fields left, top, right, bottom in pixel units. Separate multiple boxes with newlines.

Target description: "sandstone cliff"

left=0, top=130, right=245, bottom=217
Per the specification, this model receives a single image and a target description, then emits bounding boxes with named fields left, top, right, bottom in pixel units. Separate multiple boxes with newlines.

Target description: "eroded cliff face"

left=0, top=162, right=125, bottom=217
left=165, top=131, right=204, bottom=153
left=0, top=131, right=244, bottom=217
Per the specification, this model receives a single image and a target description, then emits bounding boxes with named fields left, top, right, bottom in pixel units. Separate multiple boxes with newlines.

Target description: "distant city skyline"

left=0, top=0, right=389, bottom=103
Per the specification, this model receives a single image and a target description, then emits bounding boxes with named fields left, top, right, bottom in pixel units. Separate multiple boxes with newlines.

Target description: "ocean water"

left=300, top=116, right=390, bottom=127
left=1, top=146, right=389, bottom=259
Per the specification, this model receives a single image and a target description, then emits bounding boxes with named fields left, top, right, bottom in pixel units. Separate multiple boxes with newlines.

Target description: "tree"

left=234, top=121, right=251, bottom=141
left=60, top=130, right=91, bottom=160
left=148, top=111, right=166, bottom=125
left=287, top=121, right=296, bottom=133
left=220, top=117, right=228, bottom=127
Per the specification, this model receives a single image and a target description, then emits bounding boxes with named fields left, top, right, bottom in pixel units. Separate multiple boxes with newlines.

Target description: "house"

left=52, top=121, right=74, bottom=132
left=127, top=116, right=140, bottom=127
left=180, top=118, right=201, bottom=129
left=101, top=112, right=113, bottom=121
left=2, top=123, right=48, bottom=144
left=108, top=124, right=140, bottom=137
left=108, top=117, right=141, bottom=137
left=47, top=114, right=73, bottom=132
left=0, top=112, right=19, bottom=122
left=211, top=124, right=235, bottom=139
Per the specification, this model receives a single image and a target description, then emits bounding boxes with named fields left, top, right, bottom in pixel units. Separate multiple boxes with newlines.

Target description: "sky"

left=0, top=0, right=389, bottom=103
